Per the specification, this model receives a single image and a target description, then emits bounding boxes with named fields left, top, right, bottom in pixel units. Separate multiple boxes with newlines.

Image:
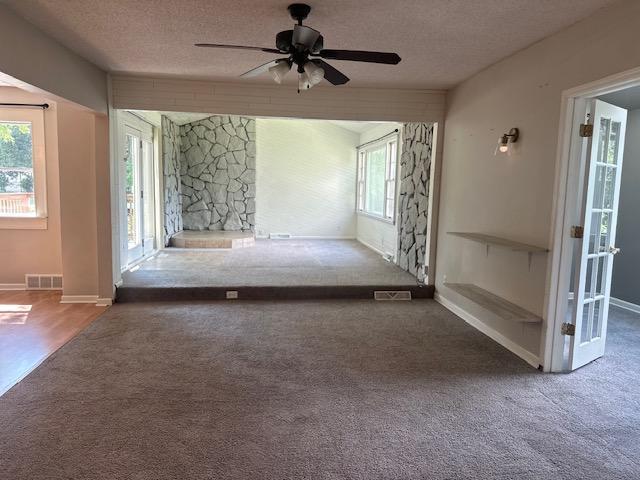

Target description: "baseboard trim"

left=610, top=297, right=640, bottom=314
left=96, top=297, right=114, bottom=306
left=0, top=283, right=26, bottom=290
left=60, top=295, right=99, bottom=304
left=356, top=238, right=394, bottom=259
left=434, top=292, right=540, bottom=368
left=292, top=236, right=356, bottom=240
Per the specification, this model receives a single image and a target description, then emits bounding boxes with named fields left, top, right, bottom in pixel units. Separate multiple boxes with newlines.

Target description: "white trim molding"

left=610, top=297, right=640, bottom=315
left=0, top=283, right=26, bottom=290
left=435, top=292, right=540, bottom=368
left=357, top=238, right=395, bottom=260
left=60, top=295, right=99, bottom=304
left=96, top=297, right=113, bottom=307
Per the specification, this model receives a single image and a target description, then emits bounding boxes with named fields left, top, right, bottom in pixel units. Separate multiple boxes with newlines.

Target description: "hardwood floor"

left=0, top=290, right=107, bottom=396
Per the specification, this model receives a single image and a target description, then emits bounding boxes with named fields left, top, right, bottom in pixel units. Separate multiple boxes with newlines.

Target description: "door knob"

left=609, top=246, right=621, bottom=255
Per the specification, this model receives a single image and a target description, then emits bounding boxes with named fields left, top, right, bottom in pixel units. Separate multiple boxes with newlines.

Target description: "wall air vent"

left=25, top=274, right=63, bottom=290
left=374, top=291, right=412, bottom=301
left=269, top=233, right=291, bottom=239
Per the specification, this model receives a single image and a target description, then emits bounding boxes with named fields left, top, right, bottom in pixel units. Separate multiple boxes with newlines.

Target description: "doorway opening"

left=116, top=111, right=160, bottom=271
left=111, top=111, right=439, bottom=301
left=545, top=68, right=640, bottom=372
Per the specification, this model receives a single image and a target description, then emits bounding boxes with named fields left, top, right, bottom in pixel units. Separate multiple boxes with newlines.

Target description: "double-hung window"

left=0, top=108, right=47, bottom=228
left=357, top=135, right=398, bottom=222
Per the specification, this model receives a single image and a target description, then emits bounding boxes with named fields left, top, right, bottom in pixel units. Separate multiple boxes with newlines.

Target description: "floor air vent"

left=374, top=291, right=412, bottom=301
left=269, top=233, right=291, bottom=239
left=25, top=274, right=63, bottom=290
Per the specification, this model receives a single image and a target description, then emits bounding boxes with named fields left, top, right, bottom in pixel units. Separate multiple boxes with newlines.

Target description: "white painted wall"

left=355, top=123, right=402, bottom=257
left=0, top=5, right=107, bottom=113
left=435, top=0, right=640, bottom=363
left=255, top=118, right=359, bottom=238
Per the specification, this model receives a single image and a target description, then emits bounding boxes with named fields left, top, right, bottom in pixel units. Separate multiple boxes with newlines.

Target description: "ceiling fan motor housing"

left=276, top=30, right=323, bottom=54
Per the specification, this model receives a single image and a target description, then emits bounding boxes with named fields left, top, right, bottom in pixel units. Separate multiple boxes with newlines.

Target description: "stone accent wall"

left=397, top=123, right=434, bottom=281
left=179, top=115, right=256, bottom=231
left=162, top=116, right=183, bottom=245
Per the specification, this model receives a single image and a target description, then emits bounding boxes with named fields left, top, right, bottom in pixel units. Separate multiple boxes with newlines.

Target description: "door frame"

left=114, top=110, right=159, bottom=272
left=542, top=66, right=640, bottom=372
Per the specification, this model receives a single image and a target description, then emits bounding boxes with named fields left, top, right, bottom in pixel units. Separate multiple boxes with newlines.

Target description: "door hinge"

left=561, top=322, right=576, bottom=336
left=142, top=239, right=145, bottom=247
left=140, top=190, right=144, bottom=199
left=570, top=226, right=584, bottom=238
left=579, top=123, right=593, bottom=137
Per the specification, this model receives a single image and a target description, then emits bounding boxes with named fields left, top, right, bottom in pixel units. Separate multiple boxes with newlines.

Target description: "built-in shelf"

left=448, top=232, right=549, bottom=254
left=444, top=283, right=542, bottom=324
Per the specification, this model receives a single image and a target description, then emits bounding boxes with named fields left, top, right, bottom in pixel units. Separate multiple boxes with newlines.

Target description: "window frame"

left=0, top=108, right=47, bottom=229
left=356, top=134, right=399, bottom=224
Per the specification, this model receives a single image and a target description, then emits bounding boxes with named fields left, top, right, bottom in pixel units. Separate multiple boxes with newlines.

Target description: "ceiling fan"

left=195, top=3, right=401, bottom=92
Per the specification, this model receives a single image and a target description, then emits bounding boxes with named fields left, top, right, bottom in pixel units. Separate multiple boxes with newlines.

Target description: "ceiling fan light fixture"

left=269, top=60, right=291, bottom=84
left=303, top=62, right=325, bottom=86
left=298, top=72, right=311, bottom=91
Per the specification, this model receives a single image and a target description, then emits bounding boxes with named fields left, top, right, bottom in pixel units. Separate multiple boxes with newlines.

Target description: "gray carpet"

left=122, top=239, right=418, bottom=287
left=1, top=300, right=639, bottom=479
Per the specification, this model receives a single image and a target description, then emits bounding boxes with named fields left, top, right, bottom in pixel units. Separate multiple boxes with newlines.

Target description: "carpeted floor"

left=1, top=300, right=638, bottom=479
left=122, top=239, right=418, bottom=287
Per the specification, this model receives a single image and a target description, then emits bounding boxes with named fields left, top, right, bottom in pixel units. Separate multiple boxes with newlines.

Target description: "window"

left=0, top=108, right=47, bottom=227
left=357, top=136, right=398, bottom=222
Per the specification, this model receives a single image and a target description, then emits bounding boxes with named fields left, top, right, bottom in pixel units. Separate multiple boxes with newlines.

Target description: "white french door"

left=120, top=121, right=156, bottom=268
left=569, top=99, right=627, bottom=370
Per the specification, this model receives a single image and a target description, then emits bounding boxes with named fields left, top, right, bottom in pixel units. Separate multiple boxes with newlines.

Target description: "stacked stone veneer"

left=179, top=115, right=256, bottom=231
left=162, top=116, right=183, bottom=246
left=397, top=123, right=434, bottom=281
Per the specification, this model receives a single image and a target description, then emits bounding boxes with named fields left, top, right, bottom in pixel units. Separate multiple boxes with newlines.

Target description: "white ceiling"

left=327, top=120, right=393, bottom=134
left=599, top=86, right=640, bottom=111
left=6, top=0, right=616, bottom=89
left=132, top=110, right=398, bottom=132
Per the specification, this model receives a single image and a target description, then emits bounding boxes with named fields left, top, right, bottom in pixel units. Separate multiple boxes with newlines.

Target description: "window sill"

left=0, top=216, right=48, bottom=230
left=357, top=211, right=395, bottom=226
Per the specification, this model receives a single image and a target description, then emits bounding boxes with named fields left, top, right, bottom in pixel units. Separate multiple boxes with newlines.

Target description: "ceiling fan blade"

left=240, top=58, right=288, bottom=78
left=195, top=43, right=282, bottom=54
left=311, top=60, right=349, bottom=85
left=316, top=49, right=401, bottom=65
left=292, top=25, right=320, bottom=49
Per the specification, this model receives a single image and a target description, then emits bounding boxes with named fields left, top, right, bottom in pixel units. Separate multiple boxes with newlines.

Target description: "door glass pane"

left=584, top=255, right=607, bottom=299
left=365, top=146, right=386, bottom=217
left=125, top=134, right=140, bottom=247
left=580, top=303, right=592, bottom=344
left=591, top=299, right=604, bottom=339
left=592, top=165, right=606, bottom=209
left=606, top=121, right=621, bottom=164
left=589, top=211, right=610, bottom=254
left=603, top=166, right=616, bottom=209
left=142, top=141, right=155, bottom=248
left=596, top=118, right=609, bottom=164
left=0, top=121, right=35, bottom=215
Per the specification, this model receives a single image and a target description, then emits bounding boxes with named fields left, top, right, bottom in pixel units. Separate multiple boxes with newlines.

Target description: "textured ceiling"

left=7, top=0, right=616, bottom=89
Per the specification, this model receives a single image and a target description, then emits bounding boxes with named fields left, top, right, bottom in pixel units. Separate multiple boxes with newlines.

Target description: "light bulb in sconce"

left=494, top=128, right=519, bottom=155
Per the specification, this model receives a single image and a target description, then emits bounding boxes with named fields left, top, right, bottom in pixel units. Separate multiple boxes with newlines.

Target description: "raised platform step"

left=116, top=285, right=435, bottom=303
left=169, top=230, right=255, bottom=249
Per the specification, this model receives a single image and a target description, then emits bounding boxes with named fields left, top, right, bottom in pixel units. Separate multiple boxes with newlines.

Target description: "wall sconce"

left=495, top=127, right=519, bottom=155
